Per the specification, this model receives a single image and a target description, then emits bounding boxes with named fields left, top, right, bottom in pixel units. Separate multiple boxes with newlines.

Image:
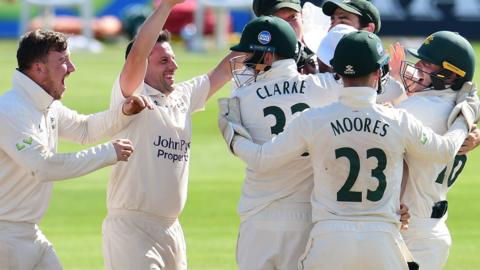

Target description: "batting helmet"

left=406, top=31, right=475, bottom=90
left=230, top=16, right=298, bottom=59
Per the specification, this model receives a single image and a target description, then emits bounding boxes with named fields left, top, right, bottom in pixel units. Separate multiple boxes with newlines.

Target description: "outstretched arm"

left=206, top=51, right=242, bottom=99
left=120, top=0, right=185, bottom=97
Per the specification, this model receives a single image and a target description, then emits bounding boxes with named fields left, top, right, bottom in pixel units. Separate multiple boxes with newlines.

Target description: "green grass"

left=0, top=39, right=479, bottom=269
left=0, top=0, right=110, bottom=20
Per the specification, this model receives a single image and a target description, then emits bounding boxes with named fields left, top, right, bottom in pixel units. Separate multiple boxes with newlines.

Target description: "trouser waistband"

left=107, top=209, right=177, bottom=225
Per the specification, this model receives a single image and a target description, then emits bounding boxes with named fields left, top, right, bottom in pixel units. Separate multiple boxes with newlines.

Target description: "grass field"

left=0, top=0, right=110, bottom=20
left=0, top=38, right=479, bottom=270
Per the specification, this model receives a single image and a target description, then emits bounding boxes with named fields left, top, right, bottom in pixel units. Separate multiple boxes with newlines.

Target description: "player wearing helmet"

left=391, top=31, right=479, bottom=269
left=220, top=30, right=476, bottom=269
left=400, top=31, right=475, bottom=94
left=228, top=15, right=339, bottom=270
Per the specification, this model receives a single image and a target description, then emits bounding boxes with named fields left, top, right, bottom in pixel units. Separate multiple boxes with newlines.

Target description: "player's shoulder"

left=0, top=89, right=26, bottom=115
left=175, top=74, right=209, bottom=92
left=303, top=101, right=339, bottom=119
left=373, top=103, right=410, bottom=125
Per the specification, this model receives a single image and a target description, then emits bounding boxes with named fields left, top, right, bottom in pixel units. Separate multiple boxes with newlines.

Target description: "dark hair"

left=125, top=30, right=171, bottom=59
left=358, top=16, right=372, bottom=30
left=16, top=30, right=68, bottom=72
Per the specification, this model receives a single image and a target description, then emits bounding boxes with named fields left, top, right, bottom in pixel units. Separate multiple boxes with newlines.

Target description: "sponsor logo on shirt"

left=153, top=135, right=191, bottom=163
left=421, top=133, right=428, bottom=145
left=15, top=136, right=33, bottom=151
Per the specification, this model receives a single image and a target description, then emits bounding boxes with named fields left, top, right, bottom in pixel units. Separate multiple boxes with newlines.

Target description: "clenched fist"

left=112, top=139, right=134, bottom=161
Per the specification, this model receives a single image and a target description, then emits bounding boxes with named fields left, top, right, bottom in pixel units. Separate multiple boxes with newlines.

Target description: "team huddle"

left=0, top=0, right=478, bottom=269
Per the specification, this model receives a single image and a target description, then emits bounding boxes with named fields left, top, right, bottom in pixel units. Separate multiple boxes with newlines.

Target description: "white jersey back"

left=234, top=86, right=466, bottom=224
left=232, top=59, right=339, bottom=219
left=398, top=90, right=462, bottom=218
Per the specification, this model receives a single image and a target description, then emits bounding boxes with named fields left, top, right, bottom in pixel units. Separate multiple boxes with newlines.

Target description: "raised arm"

left=206, top=51, right=241, bottom=99
left=120, top=0, right=185, bottom=97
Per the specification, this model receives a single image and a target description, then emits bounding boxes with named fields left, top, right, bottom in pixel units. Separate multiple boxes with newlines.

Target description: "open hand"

left=122, top=95, right=153, bottom=115
left=388, top=42, right=405, bottom=82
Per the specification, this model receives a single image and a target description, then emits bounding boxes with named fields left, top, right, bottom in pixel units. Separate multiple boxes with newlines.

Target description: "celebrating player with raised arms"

left=220, top=30, right=478, bottom=269
left=102, top=0, right=236, bottom=269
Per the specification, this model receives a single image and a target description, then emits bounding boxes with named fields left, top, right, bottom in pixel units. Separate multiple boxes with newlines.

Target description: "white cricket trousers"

left=298, top=220, right=409, bottom=270
left=237, top=201, right=312, bottom=270
left=102, top=209, right=187, bottom=270
left=402, top=216, right=451, bottom=270
left=0, top=221, right=62, bottom=270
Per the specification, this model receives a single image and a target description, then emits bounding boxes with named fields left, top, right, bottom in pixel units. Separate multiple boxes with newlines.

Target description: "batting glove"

left=218, top=97, right=252, bottom=154
left=447, top=82, right=480, bottom=132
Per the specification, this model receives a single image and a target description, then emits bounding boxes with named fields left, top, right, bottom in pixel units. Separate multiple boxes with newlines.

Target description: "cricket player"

left=220, top=31, right=476, bottom=269
left=0, top=29, right=149, bottom=270
left=252, top=0, right=318, bottom=74
left=393, top=31, right=478, bottom=269
left=321, top=0, right=381, bottom=34
left=228, top=17, right=410, bottom=269
left=229, top=15, right=338, bottom=270
left=102, top=1, right=235, bottom=269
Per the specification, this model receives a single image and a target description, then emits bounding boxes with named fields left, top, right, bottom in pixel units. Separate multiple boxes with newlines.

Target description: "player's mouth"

left=61, top=73, right=71, bottom=89
left=164, top=73, right=175, bottom=83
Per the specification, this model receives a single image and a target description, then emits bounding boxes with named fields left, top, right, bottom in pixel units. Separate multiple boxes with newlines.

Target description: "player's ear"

left=363, top=23, right=376, bottom=34
left=32, top=61, right=47, bottom=75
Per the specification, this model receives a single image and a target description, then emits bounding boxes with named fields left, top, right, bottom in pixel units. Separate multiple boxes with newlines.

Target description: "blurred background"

left=1, top=0, right=480, bottom=52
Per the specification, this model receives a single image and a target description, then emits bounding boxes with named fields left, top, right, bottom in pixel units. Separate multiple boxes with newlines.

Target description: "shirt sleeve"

left=377, top=76, right=407, bottom=105
left=56, top=101, right=132, bottom=145
left=233, top=113, right=311, bottom=172
left=0, top=111, right=117, bottom=183
left=402, top=111, right=468, bottom=163
left=177, top=75, right=210, bottom=114
left=109, top=75, right=144, bottom=109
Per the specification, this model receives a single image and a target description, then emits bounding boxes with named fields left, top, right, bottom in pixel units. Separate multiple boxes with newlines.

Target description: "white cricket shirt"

left=108, top=75, right=210, bottom=218
left=398, top=89, right=458, bottom=218
left=0, top=70, right=129, bottom=224
left=232, top=59, right=339, bottom=220
left=234, top=86, right=468, bottom=225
